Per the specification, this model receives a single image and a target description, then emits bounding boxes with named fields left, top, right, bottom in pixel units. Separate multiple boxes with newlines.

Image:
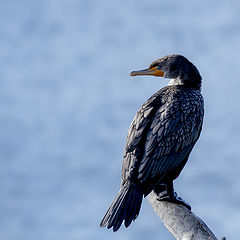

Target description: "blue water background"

left=1, top=1, right=240, bottom=239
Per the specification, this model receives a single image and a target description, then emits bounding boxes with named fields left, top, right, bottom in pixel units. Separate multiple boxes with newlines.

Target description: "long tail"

left=100, top=185, right=143, bottom=232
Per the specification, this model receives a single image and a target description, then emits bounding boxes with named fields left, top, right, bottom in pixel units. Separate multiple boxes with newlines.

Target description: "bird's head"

left=130, top=54, right=202, bottom=90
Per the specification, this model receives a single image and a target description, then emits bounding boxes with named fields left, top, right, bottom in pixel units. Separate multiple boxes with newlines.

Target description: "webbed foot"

left=157, top=191, right=191, bottom=210
left=153, top=181, right=191, bottom=211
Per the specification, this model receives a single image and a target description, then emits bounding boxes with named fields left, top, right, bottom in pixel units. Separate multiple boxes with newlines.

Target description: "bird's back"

left=121, top=85, right=204, bottom=195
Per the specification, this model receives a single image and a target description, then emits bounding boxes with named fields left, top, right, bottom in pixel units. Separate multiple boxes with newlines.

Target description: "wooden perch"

left=148, top=191, right=220, bottom=240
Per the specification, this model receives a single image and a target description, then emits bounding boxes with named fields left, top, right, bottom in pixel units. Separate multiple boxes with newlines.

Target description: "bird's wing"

left=121, top=91, right=161, bottom=184
left=121, top=88, right=204, bottom=187
left=137, top=96, right=203, bottom=183
left=124, top=98, right=156, bottom=154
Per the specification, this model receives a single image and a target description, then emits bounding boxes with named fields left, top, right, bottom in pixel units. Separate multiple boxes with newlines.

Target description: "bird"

left=100, top=54, right=204, bottom=232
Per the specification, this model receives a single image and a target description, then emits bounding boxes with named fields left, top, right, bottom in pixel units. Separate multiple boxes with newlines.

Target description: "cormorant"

left=100, top=54, right=204, bottom=232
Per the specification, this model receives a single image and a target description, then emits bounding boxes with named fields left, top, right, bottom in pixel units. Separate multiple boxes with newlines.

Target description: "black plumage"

left=100, top=54, right=204, bottom=232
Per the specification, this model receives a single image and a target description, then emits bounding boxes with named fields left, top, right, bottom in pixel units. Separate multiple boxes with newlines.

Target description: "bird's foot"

left=156, top=191, right=191, bottom=211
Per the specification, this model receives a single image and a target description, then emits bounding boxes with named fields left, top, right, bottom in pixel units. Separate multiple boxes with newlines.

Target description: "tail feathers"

left=100, top=185, right=143, bottom=232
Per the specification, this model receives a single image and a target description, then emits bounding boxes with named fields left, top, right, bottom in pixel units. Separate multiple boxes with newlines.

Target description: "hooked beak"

left=130, top=67, right=165, bottom=77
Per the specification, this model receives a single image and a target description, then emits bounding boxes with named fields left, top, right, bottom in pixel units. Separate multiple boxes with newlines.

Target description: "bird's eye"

left=156, top=66, right=161, bottom=70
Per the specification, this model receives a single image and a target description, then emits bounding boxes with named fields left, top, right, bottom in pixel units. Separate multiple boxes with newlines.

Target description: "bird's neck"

left=168, top=78, right=202, bottom=91
left=168, top=78, right=184, bottom=86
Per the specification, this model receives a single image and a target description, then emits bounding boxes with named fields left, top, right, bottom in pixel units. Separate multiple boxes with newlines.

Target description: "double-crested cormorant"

left=100, top=54, right=204, bottom=232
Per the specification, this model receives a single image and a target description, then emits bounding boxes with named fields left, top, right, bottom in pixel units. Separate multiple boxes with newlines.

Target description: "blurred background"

left=0, top=0, right=240, bottom=239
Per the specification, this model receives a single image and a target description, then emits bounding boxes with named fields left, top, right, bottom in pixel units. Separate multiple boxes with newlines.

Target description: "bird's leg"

left=154, top=182, right=191, bottom=211
left=153, top=184, right=167, bottom=194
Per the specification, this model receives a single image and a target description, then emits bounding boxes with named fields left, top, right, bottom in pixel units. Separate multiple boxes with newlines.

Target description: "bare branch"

left=148, top=191, right=218, bottom=240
